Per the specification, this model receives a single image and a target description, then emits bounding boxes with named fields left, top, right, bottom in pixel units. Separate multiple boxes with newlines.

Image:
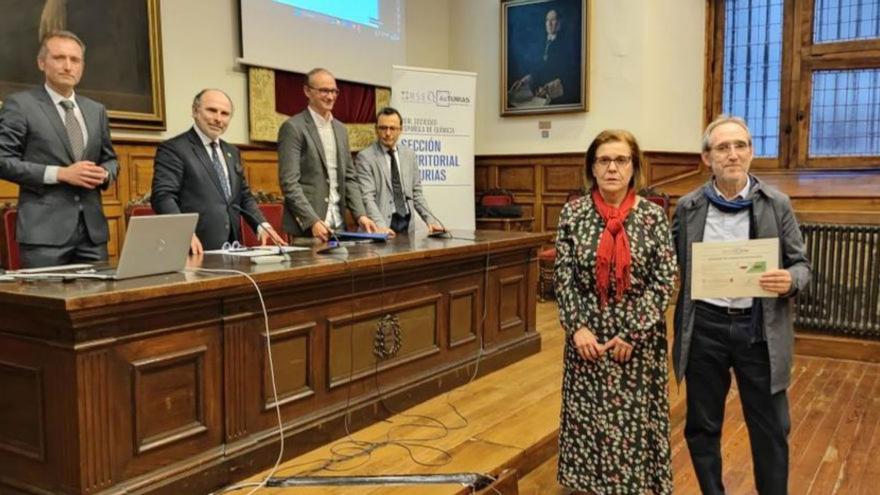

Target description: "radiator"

left=795, top=223, right=880, bottom=338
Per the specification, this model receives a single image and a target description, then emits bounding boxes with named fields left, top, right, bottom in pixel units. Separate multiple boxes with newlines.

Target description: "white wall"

left=114, top=0, right=705, bottom=155
left=115, top=0, right=453, bottom=143
left=447, top=0, right=706, bottom=154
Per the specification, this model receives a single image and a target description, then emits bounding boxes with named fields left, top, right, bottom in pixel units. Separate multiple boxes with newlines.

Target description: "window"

left=707, top=0, right=880, bottom=169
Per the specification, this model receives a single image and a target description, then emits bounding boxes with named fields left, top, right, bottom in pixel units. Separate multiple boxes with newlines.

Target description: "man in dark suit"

left=672, top=116, right=811, bottom=495
left=277, top=68, right=377, bottom=241
left=151, top=89, right=285, bottom=253
left=0, top=30, right=117, bottom=268
left=355, top=107, right=442, bottom=236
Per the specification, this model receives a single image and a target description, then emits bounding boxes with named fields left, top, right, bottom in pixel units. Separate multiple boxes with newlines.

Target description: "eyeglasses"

left=308, top=86, right=339, bottom=96
left=376, top=125, right=401, bottom=132
left=710, top=140, right=749, bottom=155
left=594, top=156, right=632, bottom=168
left=221, top=241, right=246, bottom=252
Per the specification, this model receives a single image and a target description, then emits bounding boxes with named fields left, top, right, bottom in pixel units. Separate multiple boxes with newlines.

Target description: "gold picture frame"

left=0, top=0, right=166, bottom=131
left=501, top=0, right=588, bottom=116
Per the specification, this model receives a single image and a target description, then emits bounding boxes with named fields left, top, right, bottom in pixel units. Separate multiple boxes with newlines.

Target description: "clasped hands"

left=572, top=327, right=633, bottom=363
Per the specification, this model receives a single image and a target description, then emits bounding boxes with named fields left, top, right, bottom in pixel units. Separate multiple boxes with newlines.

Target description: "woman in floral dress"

left=555, top=130, right=676, bottom=494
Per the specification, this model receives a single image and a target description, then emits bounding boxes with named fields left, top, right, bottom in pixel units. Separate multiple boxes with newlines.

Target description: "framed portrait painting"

left=501, top=0, right=588, bottom=116
left=0, top=0, right=166, bottom=130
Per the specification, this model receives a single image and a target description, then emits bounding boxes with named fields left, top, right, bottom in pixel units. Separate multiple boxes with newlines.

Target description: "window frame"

left=706, top=0, right=880, bottom=170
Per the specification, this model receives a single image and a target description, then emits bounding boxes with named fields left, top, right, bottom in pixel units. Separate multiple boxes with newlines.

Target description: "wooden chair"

left=241, top=203, right=285, bottom=247
left=538, top=189, right=585, bottom=301
left=1, top=208, right=20, bottom=270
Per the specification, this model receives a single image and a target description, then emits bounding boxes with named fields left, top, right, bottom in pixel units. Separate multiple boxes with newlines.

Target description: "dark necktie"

left=210, top=142, right=231, bottom=200
left=59, top=99, right=84, bottom=160
left=388, top=149, right=407, bottom=216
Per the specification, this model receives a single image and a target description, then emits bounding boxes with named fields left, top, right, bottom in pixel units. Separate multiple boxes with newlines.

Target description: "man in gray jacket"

left=355, top=107, right=442, bottom=236
left=0, top=31, right=117, bottom=268
left=672, top=116, right=811, bottom=495
left=277, top=68, right=377, bottom=241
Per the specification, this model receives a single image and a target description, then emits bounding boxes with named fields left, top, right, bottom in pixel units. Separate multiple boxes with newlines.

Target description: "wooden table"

left=475, top=216, right=535, bottom=232
left=0, top=230, right=549, bottom=494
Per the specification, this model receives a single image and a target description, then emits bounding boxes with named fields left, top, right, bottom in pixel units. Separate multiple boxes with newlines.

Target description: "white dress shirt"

left=700, top=176, right=752, bottom=308
left=308, top=107, right=344, bottom=229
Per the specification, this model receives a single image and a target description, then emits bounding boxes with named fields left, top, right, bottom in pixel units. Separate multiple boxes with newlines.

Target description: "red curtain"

left=274, top=71, right=376, bottom=124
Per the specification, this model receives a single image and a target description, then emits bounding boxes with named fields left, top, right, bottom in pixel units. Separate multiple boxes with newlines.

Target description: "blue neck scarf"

left=703, top=179, right=752, bottom=213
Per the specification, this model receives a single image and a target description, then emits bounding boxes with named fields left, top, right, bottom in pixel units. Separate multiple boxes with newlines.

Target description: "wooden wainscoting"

left=474, top=151, right=701, bottom=233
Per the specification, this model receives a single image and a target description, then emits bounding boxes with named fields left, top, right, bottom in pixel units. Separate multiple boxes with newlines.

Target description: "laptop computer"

left=52, top=213, right=197, bottom=280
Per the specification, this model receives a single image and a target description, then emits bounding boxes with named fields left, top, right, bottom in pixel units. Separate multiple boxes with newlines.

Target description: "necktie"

left=210, top=142, right=231, bottom=200
left=59, top=99, right=84, bottom=160
left=388, top=149, right=407, bottom=216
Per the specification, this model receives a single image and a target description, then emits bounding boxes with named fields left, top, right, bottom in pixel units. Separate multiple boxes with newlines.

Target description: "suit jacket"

left=671, top=176, right=811, bottom=393
left=0, top=87, right=118, bottom=246
left=355, top=141, right=437, bottom=232
left=277, top=109, right=365, bottom=236
left=151, top=128, right=266, bottom=250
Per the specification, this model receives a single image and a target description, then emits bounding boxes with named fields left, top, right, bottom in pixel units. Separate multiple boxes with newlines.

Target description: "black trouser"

left=685, top=302, right=790, bottom=495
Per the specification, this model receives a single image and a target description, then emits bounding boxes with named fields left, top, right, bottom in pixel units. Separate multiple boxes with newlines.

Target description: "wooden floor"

left=230, top=302, right=880, bottom=495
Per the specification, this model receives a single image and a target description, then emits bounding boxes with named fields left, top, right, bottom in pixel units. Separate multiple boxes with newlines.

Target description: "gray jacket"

left=277, top=110, right=365, bottom=236
left=355, top=141, right=437, bottom=232
left=0, top=87, right=118, bottom=246
left=671, top=176, right=811, bottom=393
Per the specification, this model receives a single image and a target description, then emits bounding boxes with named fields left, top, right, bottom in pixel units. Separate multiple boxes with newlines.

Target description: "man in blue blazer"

left=355, top=107, right=442, bottom=236
left=0, top=31, right=117, bottom=268
left=151, top=89, right=285, bottom=253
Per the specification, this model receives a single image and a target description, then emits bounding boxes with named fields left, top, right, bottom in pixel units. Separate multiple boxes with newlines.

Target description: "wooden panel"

left=475, top=166, right=489, bottom=191
left=224, top=322, right=248, bottom=442
left=449, top=286, right=479, bottom=348
left=242, top=150, right=281, bottom=195
left=498, top=275, right=526, bottom=334
left=129, top=151, right=158, bottom=201
left=262, top=322, right=315, bottom=409
left=110, top=326, right=222, bottom=480
left=498, top=166, right=536, bottom=193
left=77, top=351, right=113, bottom=492
left=131, top=346, right=208, bottom=454
left=543, top=204, right=564, bottom=232
left=0, top=361, right=45, bottom=461
left=328, top=296, right=441, bottom=386
left=543, top=165, right=582, bottom=193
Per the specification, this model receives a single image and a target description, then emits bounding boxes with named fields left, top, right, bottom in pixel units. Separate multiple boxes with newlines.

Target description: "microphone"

left=232, top=204, right=283, bottom=254
left=405, top=194, right=452, bottom=239
left=316, top=223, right=347, bottom=254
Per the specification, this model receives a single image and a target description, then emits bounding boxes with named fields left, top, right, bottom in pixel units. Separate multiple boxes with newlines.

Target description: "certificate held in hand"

left=692, top=238, right=779, bottom=299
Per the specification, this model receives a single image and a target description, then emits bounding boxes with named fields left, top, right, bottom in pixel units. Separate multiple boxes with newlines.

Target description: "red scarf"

left=592, top=188, right=636, bottom=306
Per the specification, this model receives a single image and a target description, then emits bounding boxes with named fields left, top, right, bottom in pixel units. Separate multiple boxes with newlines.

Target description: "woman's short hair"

left=583, top=129, right=647, bottom=191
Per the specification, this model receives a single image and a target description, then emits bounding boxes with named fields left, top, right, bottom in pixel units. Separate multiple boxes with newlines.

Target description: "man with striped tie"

left=0, top=30, right=118, bottom=268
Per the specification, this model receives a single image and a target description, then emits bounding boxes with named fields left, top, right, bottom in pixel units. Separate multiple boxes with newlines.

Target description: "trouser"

left=20, top=213, right=108, bottom=268
left=685, top=301, right=790, bottom=495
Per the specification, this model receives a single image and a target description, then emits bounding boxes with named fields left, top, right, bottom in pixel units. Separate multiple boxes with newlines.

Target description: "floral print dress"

left=555, top=196, right=677, bottom=494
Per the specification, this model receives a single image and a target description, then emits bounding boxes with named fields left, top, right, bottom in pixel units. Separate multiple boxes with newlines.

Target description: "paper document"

left=204, top=246, right=308, bottom=257
left=692, top=238, right=779, bottom=298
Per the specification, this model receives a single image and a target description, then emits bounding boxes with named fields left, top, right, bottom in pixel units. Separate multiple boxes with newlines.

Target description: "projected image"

left=274, top=0, right=399, bottom=39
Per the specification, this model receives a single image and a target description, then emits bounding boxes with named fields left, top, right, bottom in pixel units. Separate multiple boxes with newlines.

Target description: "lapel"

left=750, top=182, right=775, bottom=239
left=332, top=119, right=347, bottom=196
left=303, top=110, right=328, bottom=168
left=35, top=88, right=75, bottom=162
left=220, top=141, right=239, bottom=196
left=188, top=128, right=230, bottom=204
left=75, top=95, right=98, bottom=159
left=375, top=143, right=392, bottom=190
left=684, top=184, right=710, bottom=248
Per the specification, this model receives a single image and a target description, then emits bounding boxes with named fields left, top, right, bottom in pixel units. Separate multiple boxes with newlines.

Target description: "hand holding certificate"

left=692, top=238, right=779, bottom=298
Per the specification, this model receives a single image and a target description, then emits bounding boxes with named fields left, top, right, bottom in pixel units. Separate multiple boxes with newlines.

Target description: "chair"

left=638, top=187, right=670, bottom=217
left=128, top=205, right=156, bottom=217
left=241, top=203, right=284, bottom=247
left=1, top=208, right=20, bottom=270
left=537, top=189, right=585, bottom=301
